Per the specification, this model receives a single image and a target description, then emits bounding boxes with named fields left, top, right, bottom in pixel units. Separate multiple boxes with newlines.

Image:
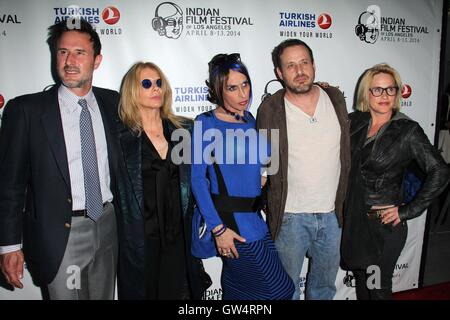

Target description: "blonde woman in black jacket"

left=341, top=63, right=450, bottom=300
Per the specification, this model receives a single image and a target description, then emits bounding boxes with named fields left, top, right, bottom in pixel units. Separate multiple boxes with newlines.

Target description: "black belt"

left=211, top=194, right=261, bottom=233
left=211, top=194, right=261, bottom=213
left=73, top=202, right=108, bottom=217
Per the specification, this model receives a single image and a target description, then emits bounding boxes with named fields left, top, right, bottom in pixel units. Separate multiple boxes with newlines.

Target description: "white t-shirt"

left=284, top=86, right=341, bottom=213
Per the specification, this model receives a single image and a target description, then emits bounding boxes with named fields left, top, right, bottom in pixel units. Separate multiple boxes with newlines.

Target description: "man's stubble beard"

left=286, top=81, right=314, bottom=95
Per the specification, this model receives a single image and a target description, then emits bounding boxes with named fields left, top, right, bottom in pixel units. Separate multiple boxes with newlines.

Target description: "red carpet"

left=393, top=282, right=450, bottom=300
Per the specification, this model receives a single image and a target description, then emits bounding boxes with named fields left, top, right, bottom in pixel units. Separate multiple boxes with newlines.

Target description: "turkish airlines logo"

left=317, top=13, right=332, bottom=29
left=401, top=84, right=412, bottom=99
left=102, top=6, right=120, bottom=25
left=0, top=94, right=4, bottom=109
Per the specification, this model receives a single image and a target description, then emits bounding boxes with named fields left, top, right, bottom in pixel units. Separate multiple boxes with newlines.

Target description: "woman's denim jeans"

left=275, top=211, right=341, bottom=300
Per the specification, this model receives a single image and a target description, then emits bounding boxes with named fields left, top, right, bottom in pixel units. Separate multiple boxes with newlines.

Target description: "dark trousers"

left=353, top=222, right=408, bottom=300
left=144, top=233, right=190, bottom=300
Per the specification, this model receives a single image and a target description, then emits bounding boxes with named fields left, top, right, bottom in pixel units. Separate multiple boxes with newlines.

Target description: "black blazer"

left=0, top=85, right=121, bottom=286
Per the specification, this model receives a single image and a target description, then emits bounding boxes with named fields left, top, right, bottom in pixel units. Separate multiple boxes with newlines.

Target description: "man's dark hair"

left=271, top=39, right=314, bottom=71
left=47, top=18, right=102, bottom=57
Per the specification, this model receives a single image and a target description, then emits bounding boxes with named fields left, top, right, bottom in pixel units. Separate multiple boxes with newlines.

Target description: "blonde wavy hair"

left=356, top=63, right=402, bottom=113
left=119, top=61, right=184, bottom=132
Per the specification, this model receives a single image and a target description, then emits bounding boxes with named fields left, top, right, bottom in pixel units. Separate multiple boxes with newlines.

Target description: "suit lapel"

left=41, top=86, right=71, bottom=189
left=94, top=89, right=118, bottom=178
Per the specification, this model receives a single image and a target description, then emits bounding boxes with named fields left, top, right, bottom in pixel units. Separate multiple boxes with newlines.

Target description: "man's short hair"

left=271, top=39, right=314, bottom=70
left=47, top=18, right=101, bottom=57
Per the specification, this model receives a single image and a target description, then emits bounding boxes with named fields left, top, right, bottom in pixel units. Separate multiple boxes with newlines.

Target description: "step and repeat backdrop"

left=0, top=0, right=444, bottom=300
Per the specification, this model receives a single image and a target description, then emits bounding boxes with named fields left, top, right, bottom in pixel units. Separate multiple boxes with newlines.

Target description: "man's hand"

left=0, top=250, right=24, bottom=288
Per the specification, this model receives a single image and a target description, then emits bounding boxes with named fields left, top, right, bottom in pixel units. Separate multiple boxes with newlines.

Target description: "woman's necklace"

left=144, top=123, right=163, bottom=138
left=221, top=107, right=247, bottom=122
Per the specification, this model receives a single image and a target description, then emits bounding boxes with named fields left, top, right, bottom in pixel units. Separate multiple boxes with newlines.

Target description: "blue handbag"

left=191, top=206, right=218, bottom=259
left=403, top=166, right=423, bottom=204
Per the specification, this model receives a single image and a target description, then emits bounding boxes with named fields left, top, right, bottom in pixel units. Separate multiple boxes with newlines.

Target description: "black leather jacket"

left=349, top=111, right=450, bottom=221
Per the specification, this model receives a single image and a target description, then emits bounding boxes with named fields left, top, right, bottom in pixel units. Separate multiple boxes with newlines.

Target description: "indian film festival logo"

left=355, top=5, right=380, bottom=44
left=152, top=2, right=183, bottom=39
left=355, top=5, right=429, bottom=44
left=279, top=11, right=333, bottom=39
left=53, top=5, right=122, bottom=36
left=152, top=2, right=253, bottom=39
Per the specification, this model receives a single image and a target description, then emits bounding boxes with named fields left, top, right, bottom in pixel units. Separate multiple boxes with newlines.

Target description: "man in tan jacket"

left=257, top=39, right=350, bottom=300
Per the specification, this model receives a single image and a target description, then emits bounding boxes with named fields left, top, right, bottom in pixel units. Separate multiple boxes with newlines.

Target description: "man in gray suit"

left=0, top=18, right=120, bottom=299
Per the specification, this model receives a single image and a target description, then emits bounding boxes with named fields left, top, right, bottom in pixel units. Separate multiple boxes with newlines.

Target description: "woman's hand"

left=213, top=225, right=246, bottom=259
left=380, top=206, right=401, bottom=226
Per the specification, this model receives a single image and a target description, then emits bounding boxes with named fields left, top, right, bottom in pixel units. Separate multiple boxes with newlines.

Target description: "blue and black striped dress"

left=191, top=110, right=294, bottom=300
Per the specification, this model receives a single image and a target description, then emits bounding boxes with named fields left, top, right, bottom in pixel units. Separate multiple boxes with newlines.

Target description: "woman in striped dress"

left=191, top=53, right=294, bottom=299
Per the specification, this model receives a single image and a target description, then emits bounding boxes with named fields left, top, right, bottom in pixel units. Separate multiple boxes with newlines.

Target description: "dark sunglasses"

left=208, top=53, right=241, bottom=67
left=141, top=78, right=162, bottom=89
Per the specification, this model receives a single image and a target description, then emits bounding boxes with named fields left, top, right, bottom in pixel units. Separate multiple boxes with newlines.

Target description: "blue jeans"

left=275, top=211, right=341, bottom=300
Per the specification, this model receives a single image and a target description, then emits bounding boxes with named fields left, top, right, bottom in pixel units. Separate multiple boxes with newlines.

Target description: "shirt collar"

left=58, top=85, right=96, bottom=114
